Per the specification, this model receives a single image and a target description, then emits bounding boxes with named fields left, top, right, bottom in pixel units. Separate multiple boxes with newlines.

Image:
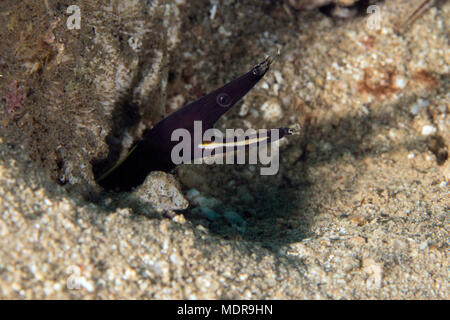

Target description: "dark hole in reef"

left=91, top=99, right=141, bottom=191
left=427, top=135, right=449, bottom=165
left=319, top=0, right=382, bottom=18
left=93, top=126, right=179, bottom=192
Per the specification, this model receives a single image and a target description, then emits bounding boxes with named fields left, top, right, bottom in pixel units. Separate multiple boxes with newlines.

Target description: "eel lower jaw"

left=252, top=49, right=280, bottom=76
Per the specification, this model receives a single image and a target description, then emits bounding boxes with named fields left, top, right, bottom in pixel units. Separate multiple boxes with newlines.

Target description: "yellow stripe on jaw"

left=97, top=144, right=138, bottom=182
left=199, top=136, right=269, bottom=150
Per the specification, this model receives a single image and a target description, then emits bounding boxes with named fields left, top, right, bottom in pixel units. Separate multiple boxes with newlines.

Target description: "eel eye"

left=216, top=93, right=232, bottom=107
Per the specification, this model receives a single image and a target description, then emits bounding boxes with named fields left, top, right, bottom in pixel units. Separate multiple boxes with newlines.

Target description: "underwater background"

left=0, top=0, right=448, bottom=299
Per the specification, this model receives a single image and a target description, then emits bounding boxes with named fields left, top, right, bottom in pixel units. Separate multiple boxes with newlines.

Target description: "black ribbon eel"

left=96, top=56, right=299, bottom=191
